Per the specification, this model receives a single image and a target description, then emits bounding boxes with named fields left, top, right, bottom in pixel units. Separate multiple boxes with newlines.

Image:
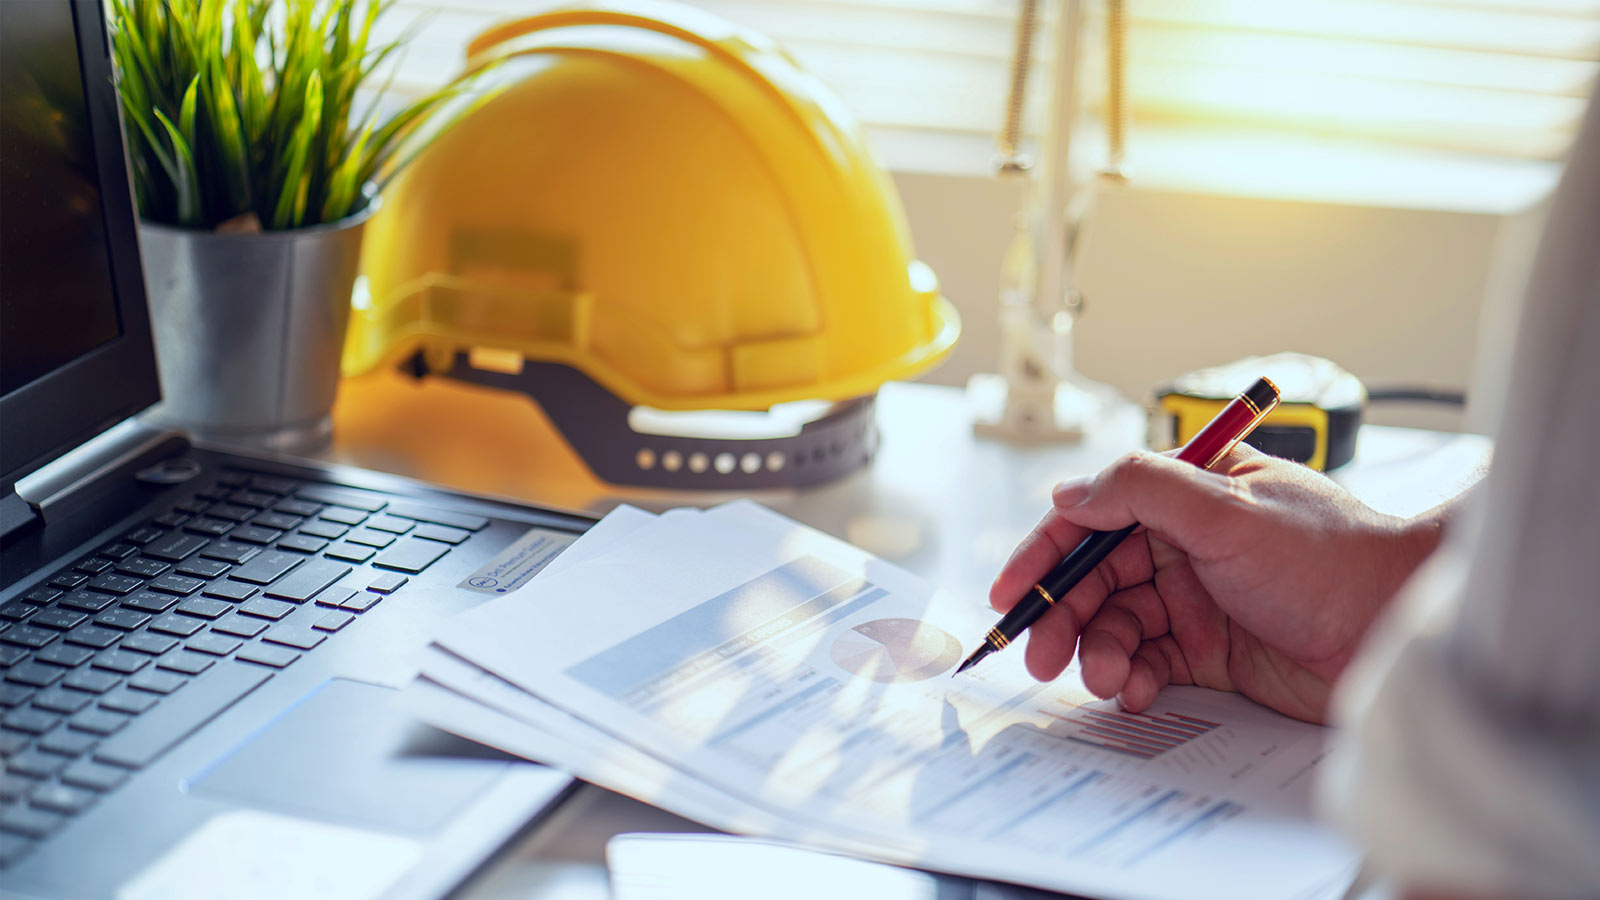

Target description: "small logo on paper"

left=458, top=528, right=575, bottom=595
left=467, top=576, right=500, bottom=590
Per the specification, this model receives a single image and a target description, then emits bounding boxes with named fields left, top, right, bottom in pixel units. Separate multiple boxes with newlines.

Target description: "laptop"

left=0, top=2, right=587, bottom=896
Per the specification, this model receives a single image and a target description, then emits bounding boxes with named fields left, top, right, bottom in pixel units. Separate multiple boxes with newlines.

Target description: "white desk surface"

left=325, top=380, right=1492, bottom=900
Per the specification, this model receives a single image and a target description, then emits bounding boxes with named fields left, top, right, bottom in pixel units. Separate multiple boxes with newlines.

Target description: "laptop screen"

left=0, top=0, right=124, bottom=397
left=0, top=0, right=161, bottom=494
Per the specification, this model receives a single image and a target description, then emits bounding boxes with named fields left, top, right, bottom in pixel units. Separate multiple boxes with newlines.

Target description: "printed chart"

left=829, top=618, right=962, bottom=683
left=1043, top=703, right=1221, bottom=759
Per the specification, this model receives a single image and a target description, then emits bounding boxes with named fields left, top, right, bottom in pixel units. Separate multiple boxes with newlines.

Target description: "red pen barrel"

left=1174, top=376, right=1281, bottom=470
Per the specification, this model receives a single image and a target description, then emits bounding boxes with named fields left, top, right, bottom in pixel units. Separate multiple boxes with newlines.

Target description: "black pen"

left=955, top=377, right=1280, bottom=675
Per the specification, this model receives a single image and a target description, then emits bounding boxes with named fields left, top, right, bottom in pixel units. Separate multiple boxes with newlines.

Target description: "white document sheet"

left=427, top=501, right=1360, bottom=900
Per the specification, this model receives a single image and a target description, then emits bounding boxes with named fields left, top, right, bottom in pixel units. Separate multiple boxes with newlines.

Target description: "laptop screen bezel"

left=1, top=0, right=163, bottom=494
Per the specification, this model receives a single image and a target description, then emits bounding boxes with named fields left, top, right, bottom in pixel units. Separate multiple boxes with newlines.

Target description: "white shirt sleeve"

left=1316, top=85, right=1600, bottom=898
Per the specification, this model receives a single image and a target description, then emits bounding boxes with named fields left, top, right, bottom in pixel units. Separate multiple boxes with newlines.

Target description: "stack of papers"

left=402, top=502, right=1360, bottom=900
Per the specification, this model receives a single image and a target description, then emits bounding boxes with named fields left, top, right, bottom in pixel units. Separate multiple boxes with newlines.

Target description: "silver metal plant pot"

left=138, top=204, right=375, bottom=454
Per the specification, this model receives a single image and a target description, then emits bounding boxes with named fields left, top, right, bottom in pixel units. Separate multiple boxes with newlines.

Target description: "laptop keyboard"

left=0, top=468, right=488, bottom=868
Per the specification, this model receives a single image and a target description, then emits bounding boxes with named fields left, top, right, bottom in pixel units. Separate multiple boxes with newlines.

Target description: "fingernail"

left=1053, top=476, right=1091, bottom=507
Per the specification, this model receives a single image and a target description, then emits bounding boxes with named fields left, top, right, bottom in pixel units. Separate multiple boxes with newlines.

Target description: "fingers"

left=989, top=506, right=1093, bottom=614
left=1078, top=583, right=1169, bottom=697
left=1052, top=451, right=1241, bottom=559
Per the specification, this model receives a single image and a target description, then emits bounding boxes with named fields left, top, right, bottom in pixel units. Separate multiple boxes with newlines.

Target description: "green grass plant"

left=109, top=0, right=466, bottom=230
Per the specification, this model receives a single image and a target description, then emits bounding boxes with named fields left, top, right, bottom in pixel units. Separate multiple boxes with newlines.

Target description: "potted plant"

left=109, top=0, right=467, bottom=451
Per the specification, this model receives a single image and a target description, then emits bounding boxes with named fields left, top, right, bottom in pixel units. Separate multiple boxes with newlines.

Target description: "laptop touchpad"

left=188, top=679, right=510, bottom=834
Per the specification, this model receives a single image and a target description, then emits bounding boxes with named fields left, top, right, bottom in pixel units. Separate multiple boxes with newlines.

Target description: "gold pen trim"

left=987, top=627, right=1009, bottom=649
left=1033, top=583, right=1056, bottom=606
left=1239, top=392, right=1261, bottom=416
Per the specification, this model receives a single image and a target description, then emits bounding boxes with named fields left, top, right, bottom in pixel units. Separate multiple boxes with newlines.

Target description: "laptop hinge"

left=10, top=418, right=189, bottom=534
left=0, top=491, right=39, bottom=543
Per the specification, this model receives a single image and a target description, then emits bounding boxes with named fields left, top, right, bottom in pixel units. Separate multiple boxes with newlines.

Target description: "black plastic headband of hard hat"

left=401, top=352, right=878, bottom=490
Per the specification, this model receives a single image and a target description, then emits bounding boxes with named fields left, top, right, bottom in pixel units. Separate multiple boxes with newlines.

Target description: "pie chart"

left=829, top=618, right=962, bottom=683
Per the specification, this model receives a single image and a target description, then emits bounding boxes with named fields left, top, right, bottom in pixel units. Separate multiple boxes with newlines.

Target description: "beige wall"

left=892, top=171, right=1520, bottom=433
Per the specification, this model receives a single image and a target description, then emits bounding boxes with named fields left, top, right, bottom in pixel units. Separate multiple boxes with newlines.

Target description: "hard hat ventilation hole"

left=713, top=453, right=737, bottom=474
left=740, top=453, right=762, bottom=474
left=688, top=452, right=710, bottom=474
left=766, top=452, right=786, bottom=472
left=662, top=451, right=683, bottom=472
left=636, top=449, right=656, bottom=470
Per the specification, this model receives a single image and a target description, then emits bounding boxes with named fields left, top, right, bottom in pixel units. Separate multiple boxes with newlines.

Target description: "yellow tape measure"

left=1148, top=354, right=1365, bottom=471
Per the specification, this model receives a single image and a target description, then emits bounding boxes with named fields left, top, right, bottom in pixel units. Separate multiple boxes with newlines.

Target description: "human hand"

left=990, top=446, right=1444, bottom=723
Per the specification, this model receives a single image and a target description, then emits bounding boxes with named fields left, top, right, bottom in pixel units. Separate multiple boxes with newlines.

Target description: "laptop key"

left=227, top=551, right=302, bottom=585
left=122, top=526, right=164, bottom=546
left=29, top=608, right=87, bottom=631
left=384, top=503, right=490, bottom=532
left=65, top=624, right=123, bottom=649
left=122, top=633, right=178, bottom=656
left=0, top=685, right=30, bottom=707
left=0, top=805, right=64, bottom=839
left=62, top=669, right=121, bottom=694
left=366, top=570, right=409, bottom=592
left=230, top=526, right=284, bottom=546
left=69, top=708, right=130, bottom=736
left=0, top=727, right=30, bottom=755
left=206, top=504, right=254, bottom=522
left=23, top=589, right=62, bottom=605
left=73, top=556, right=114, bottom=575
left=0, top=832, right=34, bottom=868
left=365, top=515, right=414, bottom=534
left=94, top=610, right=151, bottom=632
left=39, top=728, right=98, bottom=757
left=229, top=491, right=278, bottom=509
left=372, top=538, right=449, bottom=574
left=298, top=520, right=348, bottom=539
left=115, top=558, right=170, bottom=579
left=7, top=749, right=67, bottom=778
left=94, top=663, right=270, bottom=769
left=61, top=760, right=128, bottom=791
left=129, top=670, right=186, bottom=695
left=325, top=542, right=375, bottom=563
left=150, top=574, right=205, bottom=596
left=314, top=588, right=357, bottom=609
left=238, top=599, right=294, bottom=621
left=31, top=687, right=91, bottom=715
left=2, top=708, right=60, bottom=734
left=0, top=603, right=32, bottom=622
left=317, top=507, right=368, bottom=526
left=216, top=471, right=250, bottom=487
left=0, top=773, right=36, bottom=802
left=152, top=512, right=189, bottom=528
left=202, top=581, right=257, bottom=602
left=1, top=627, right=59, bottom=649
left=413, top=523, right=471, bottom=545
left=176, top=558, right=231, bottom=579
left=212, top=615, right=267, bottom=639
left=262, top=626, right=324, bottom=651
left=148, top=614, right=205, bottom=638
left=87, top=574, right=142, bottom=596
left=34, top=644, right=94, bottom=668
left=100, top=689, right=160, bottom=715
left=184, top=517, right=233, bottom=537
left=273, top=499, right=321, bottom=517
left=312, top=611, right=355, bottom=632
left=340, top=593, right=381, bottom=613
left=5, top=663, right=63, bottom=688
left=92, top=650, right=150, bottom=675
left=142, top=531, right=207, bottom=562
left=201, top=542, right=259, bottom=565
left=345, top=529, right=394, bottom=548
left=59, top=590, right=118, bottom=613
left=277, top=535, right=328, bottom=554
left=122, top=591, right=178, bottom=614
left=236, top=645, right=300, bottom=669
left=29, top=783, right=97, bottom=816
left=49, top=574, right=87, bottom=591
left=97, top=542, right=139, bottom=560
left=155, top=651, right=213, bottom=676
left=186, top=634, right=242, bottom=656
left=250, top=512, right=302, bottom=531
left=262, top=560, right=350, bottom=603
left=249, top=475, right=301, bottom=495
left=0, top=646, right=27, bottom=667
left=297, top=485, right=388, bottom=512
left=175, top=598, right=230, bottom=620
left=174, top=497, right=211, bottom=514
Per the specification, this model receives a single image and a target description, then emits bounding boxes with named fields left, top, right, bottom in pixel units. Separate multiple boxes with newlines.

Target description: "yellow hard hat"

left=346, top=1, right=959, bottom=422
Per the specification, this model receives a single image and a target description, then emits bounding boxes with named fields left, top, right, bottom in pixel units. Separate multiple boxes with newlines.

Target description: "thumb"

left=1052, top=451, right=1240, bottom=552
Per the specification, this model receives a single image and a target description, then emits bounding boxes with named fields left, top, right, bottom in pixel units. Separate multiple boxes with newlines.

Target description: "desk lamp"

left=971, top=0, right=1126, bottom=441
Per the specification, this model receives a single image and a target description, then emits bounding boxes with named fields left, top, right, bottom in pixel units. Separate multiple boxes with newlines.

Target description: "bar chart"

left=1042, top=702, right=1221, bottom=759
